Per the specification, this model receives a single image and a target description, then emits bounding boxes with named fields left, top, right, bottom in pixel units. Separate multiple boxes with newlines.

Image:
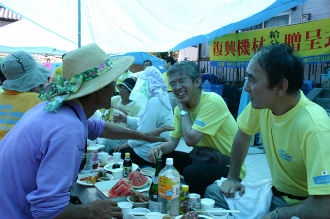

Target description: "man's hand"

left=147, top=146, right=163, bottom=163
left=57, top=200, right=122, bottom=219
left=113, top=114, right=127, bottom=123
left=220, top=179, right=245, bottom=198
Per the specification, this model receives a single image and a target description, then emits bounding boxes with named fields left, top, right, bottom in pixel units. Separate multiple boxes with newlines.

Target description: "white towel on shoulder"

left=216, top=178, right=272, bottom=219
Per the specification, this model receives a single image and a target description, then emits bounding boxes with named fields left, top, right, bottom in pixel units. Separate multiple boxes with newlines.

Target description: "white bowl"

left=110, top=167, right=123, bottom=179
left=129, top=207, right=150, bottom=219
left=201, top=198, right=215, bottom=210
left=207, top=208, right=229, bottom=219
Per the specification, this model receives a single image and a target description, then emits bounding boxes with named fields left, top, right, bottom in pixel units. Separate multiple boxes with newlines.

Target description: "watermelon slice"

left=127, top=171, right=135, bottom=181
left=108, top=178, right=132, bottom=197
left=129, top=170, right=149, bottom=189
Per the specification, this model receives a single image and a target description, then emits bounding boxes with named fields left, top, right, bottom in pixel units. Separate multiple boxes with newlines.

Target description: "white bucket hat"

left=0, top=51, right=50, bottom=92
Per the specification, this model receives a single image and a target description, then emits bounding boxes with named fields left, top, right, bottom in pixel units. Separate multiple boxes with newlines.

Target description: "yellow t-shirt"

left=0, top=90, right=42, bottom=139
left=171, top=91, right=246, bottom=179
left=238, top=92, right=330, bottom=197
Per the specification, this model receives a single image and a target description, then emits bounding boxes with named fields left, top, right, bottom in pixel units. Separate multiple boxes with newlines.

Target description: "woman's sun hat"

left=39, top=43, right=134, bottom=111
left=0, top=51, right=50, bottom=92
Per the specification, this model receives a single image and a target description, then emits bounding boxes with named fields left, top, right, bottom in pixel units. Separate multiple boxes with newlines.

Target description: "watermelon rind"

left=131, top=179, right=150, bottom=189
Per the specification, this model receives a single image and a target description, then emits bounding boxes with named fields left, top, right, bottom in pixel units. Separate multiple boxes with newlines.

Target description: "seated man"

left=147, top=61, right=246, bottom=196
left=205, top=43, right=330, bottom=218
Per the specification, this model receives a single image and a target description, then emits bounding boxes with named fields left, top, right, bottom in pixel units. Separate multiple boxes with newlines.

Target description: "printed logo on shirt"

left=278, top=149, right=292, bottom=161
left=194, top=119, right=205, bottom=127
left=314, top=171, right=330, bottom=185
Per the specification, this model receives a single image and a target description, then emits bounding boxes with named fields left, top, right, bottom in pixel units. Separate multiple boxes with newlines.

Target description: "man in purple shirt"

left=0, top=44, right=171, bottom=219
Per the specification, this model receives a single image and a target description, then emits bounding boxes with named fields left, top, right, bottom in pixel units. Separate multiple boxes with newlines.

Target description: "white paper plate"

left=103, top=162, right=139, bottom=172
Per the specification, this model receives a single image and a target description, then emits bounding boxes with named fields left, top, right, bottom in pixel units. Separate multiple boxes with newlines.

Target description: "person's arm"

left=56, top=200, right=122, bottom=219
left=147, top=137, right=180, bottom=163
left=177, top=103, right=203, bottom=146
left=220, top=129, right=251, bottom=197
left=263, top=195, right=330, bottom=219
left=99, top=122, right=173, bottom=143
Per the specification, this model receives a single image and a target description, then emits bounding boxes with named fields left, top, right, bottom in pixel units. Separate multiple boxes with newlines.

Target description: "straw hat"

left=0, top=51, right=49, bottom=92
left=59, top=43, right=134, bottom=101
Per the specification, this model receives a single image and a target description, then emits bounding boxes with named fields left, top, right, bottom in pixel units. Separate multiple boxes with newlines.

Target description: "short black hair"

left=165, top=56, right=176, bottom=65
left=255, top=43, right=304, bottom=94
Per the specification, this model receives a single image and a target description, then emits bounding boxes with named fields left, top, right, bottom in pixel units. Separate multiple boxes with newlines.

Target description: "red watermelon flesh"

left=127, top=171, right=135, bottom=181
left=129, top=170, right=149, bottom=188
left=108, top=178, right=132, bottom=197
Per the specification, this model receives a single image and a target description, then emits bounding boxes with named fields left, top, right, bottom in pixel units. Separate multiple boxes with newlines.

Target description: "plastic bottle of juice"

left=158, top=158, right=180, bottom=216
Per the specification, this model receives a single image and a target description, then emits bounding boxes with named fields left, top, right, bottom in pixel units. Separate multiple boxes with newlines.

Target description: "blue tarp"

left=112, top=52, right=166, bottom=73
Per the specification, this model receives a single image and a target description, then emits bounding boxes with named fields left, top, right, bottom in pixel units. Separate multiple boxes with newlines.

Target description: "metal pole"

left=78, top=0, right=81, bottom=48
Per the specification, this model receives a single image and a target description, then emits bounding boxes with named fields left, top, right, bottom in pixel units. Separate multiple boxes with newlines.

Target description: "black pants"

left=162, top=149, right=230, bottom=197
left=117, top=147, right=155, bottom=168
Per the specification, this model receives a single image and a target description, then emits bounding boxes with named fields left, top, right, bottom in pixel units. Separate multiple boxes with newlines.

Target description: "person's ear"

left=194, top=77, right=202, bottom=87
left=277, top=79, right=288, bottom=96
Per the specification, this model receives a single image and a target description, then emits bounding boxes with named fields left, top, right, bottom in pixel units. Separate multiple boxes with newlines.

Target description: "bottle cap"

left=166, top=158, right=173, bottom=166
left=125, top=152, right=130, bottom=158
left=181, top=184, right=189, bottom=192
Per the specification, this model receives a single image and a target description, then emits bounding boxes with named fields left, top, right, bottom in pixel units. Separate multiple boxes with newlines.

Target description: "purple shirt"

left=0, top=101, right=105, bottom=219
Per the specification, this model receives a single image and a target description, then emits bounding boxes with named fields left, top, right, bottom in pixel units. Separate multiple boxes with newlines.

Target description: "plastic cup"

left=113, top=152, right=121, bottom=163
left=111, top=167, right=123, bottom=179
left=201, top=198, right=215, bottom=210
left=118, top=201, right=133, bottom=219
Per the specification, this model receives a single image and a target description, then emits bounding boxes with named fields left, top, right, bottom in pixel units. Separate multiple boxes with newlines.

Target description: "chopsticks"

left=197, top=209, right=240, bottom=214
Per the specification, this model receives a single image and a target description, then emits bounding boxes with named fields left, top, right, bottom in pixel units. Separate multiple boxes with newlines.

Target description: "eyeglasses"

left=169, top=78, right=188, bottom=89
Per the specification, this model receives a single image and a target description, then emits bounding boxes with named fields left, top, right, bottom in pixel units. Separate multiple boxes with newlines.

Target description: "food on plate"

left=127, top=170, right=149, bottom=188
left=108, top=178, right=132, bottom=197
left=79, top=175, right=100, bottom=185
left=112, top=163, right=121, bottom=169
left=180, top=211, right=199, bottom=219
left=130, top=189, right=149, bottom=202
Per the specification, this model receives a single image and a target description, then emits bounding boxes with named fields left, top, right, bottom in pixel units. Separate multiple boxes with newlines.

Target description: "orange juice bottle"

left=158, top=158, right=180, bottom=216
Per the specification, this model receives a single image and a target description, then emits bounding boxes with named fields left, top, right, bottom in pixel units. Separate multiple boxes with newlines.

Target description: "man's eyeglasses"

left=169, top=78, right=188, bottom=89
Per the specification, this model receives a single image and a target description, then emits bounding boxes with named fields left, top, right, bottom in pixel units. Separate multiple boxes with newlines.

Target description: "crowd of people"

left=0, top=43, right=329, bottom=219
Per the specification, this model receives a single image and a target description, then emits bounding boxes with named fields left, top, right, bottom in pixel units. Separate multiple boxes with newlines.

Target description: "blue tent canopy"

left=112, top=52, right=166, bottom=73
